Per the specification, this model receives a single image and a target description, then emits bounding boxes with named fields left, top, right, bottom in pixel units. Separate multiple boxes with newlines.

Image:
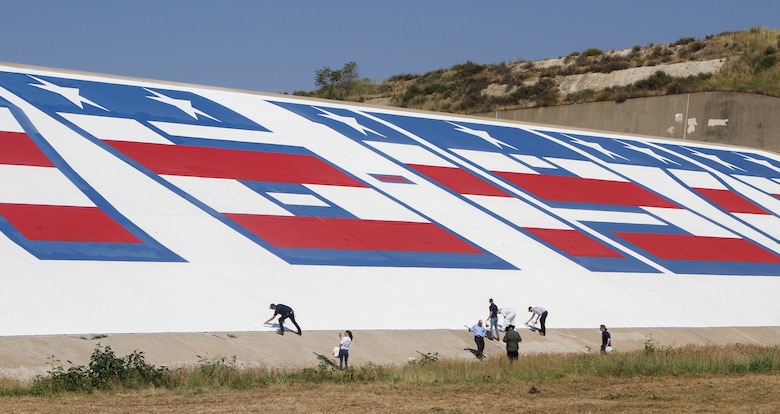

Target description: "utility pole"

left=682, top=93, right=690, bottom=140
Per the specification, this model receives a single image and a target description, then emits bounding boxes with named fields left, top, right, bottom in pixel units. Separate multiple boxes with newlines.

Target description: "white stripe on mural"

left=163, top=175, right=292, bottom=215
left=365, top=140, right=455, bottom=167
left=307, top=184, right=428, bottom=222
left=451, top=148, right=537, bottom=173
left=0, top=107, right=24, bottom=132
left=0, top=165, right=94, bottom=206
left=61, top=113, right=174, bottom=145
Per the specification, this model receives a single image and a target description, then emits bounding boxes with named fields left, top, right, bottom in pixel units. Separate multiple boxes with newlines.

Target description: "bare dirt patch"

left=0, top=374, right=776, bottom=413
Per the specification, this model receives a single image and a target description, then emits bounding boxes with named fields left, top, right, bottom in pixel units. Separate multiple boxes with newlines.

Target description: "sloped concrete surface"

left=1, top=327, right=778, bottom=380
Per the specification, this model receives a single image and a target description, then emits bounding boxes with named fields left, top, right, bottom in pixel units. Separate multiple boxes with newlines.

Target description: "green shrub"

left=748, top=354, right=775, bottom=372
left=673, top=36, right=697, bottom=46
left=634, top=71, right=673, bottom=90
left=594, top=90, right=614, bottom=102
left=185, top=355, right=243, bottom=388
left=755, top=55, right=777, bottom=72
left=32, top=364, right=90, bottom=394
left=598, top=61, right=630, bottom=73
left=387, top=73, right=419, bottom=82
left=583, top=48, right=603, bottom=57
left=30, top=344, right=169, bottom=394
left=452, top=61, right=484, bottom=78
left=565, top=89, right=595, bottom=103
left=666, top=81, right=688, bottom=94
left=679, top=41, right=706, bottom=58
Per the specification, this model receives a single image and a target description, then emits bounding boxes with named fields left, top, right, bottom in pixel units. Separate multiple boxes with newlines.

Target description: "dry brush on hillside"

left=296, top=27, right=780, bottom=115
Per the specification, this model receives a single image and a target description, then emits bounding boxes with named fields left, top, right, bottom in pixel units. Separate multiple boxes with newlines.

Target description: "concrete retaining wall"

left=480, top=92, right=780, bottom=153
left=2, top=327, right=779, bottom=379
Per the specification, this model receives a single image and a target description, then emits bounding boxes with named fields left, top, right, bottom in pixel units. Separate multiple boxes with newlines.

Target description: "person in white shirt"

left=526, top=306, right=548, bottom=336
left=500, top=307, right=517, bottom=329
left=338, top=330, right=353, bottom=369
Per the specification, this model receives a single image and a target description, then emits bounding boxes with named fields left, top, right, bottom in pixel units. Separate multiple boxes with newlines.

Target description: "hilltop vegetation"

left=296, top=27, right=780, bottom=114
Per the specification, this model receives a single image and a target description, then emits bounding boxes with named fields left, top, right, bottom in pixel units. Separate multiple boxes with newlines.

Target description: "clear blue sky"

left=1, top=1, right=778, bottom=94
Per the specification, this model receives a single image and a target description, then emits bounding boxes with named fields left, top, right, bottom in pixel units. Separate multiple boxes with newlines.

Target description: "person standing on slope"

left=502, top=324, right=522, bottom=361
left=338, top=330, right=353, bottom=369
left=468, top=320, right=487, bottom=358
left=600, top=324, right=612, bottom=353
left=487, top=298, right=500, bottom=340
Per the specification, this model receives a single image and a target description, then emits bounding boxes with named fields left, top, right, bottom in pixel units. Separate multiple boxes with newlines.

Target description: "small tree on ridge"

left=315, top=61, right=359, bottom=99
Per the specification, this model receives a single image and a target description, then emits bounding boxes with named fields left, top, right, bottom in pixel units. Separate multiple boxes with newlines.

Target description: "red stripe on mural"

left=225, top=214, right=482, bottom=253
left=615, top=232, right=780, bottom=263
left=0, top=131, right=54, bottom=167
left=524, top=228, right=623, bottom=257
left=0, top=203, right=141, bottom=243
left=409, top=164, right=512, bottom=197
left=495, top=172, right=678, bottom=208
left=372, top=174, right=411, bottom=183
left=106, top=141, right=366, bottom=187
left=694, top=188, right=770, bottom=214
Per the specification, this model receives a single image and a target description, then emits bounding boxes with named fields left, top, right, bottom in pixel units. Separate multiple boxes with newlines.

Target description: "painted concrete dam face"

left=1, top=65, right=779, bottom=335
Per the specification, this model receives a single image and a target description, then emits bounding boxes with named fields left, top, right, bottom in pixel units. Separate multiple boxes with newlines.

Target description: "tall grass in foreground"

left=6, top=343, right=779, bottom=396
left=393, top=344, right=779, bottom=385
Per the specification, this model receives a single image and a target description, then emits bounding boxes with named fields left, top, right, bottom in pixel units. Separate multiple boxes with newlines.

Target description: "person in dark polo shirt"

left=264, top=303, right=302, bottom=336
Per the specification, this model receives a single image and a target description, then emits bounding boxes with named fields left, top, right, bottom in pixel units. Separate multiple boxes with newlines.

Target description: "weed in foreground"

left=30, top=344, right=169, bottom=395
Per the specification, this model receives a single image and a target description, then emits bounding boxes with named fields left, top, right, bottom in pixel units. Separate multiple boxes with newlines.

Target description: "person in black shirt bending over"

left=265, top=303, right=302, bottom=336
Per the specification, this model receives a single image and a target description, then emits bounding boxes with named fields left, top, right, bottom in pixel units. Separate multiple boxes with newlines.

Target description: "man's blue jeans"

left=489, top=316, right=499, bottom=340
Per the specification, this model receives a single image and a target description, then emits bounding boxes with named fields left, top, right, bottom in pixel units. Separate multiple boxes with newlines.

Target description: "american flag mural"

left=0, top=64, right=778, bottom=335
left=275, top=103, right=780, bottom=275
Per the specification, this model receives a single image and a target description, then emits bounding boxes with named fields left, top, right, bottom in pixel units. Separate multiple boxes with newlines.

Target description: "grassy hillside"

left=295, top=26, right=780, bottom=114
